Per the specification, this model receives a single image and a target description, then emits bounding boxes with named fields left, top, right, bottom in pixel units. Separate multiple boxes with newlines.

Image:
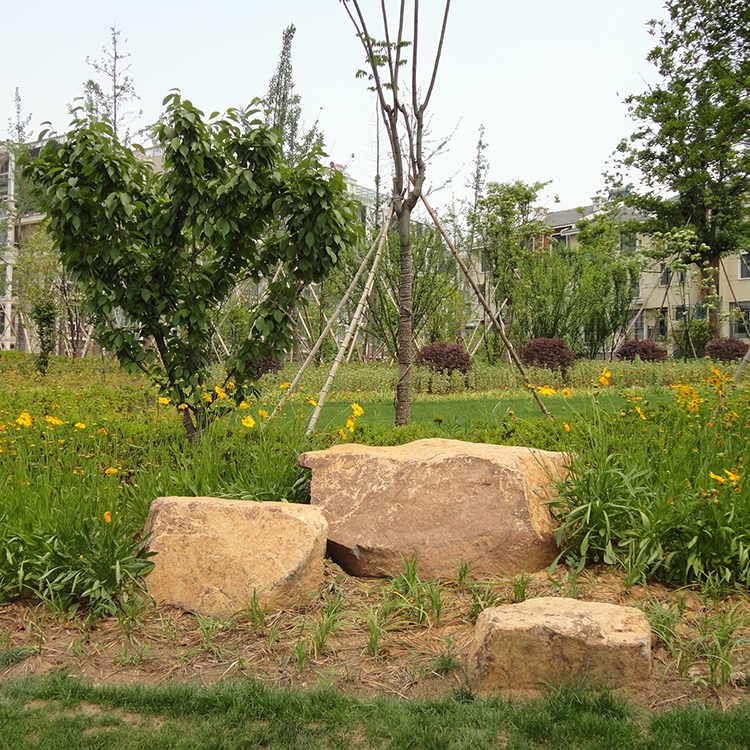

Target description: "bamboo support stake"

left=420, top=194, right=549, bottom=417
left=268, top=206, right=394, bottom=422
left=306, top=222, right=389, bottom=433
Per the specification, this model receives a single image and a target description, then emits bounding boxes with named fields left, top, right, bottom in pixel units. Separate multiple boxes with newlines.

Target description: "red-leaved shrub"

left=616, top=339, right=667, bottom=362
left=415, top=342, right=472, bottom=374
left=519, top=338, right=575, bottom=375
left=704, top=337, right=749, bottom=362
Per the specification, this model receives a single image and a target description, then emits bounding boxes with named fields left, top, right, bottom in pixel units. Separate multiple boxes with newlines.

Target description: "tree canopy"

left=22, top=93, right=357, bottom=439
left=613, top=0, right=750, bottom=332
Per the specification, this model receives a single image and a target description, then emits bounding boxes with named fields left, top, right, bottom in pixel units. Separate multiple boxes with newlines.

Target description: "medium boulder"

left=467, top=597, right=652, bottom=691
left=298, top=438, right=566, bottom=579
left=142, top=497, right=327, bottom=617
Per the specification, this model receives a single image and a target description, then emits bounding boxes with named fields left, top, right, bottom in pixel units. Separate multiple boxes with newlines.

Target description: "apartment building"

left=544, top=203, right=750, bottom=349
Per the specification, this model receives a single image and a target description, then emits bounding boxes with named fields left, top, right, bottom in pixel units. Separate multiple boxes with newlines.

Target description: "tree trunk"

left=395, top=206, right=412, bottom=425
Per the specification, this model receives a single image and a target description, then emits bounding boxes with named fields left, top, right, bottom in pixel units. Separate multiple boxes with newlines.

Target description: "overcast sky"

left=3, top=0, right=666, bottom=215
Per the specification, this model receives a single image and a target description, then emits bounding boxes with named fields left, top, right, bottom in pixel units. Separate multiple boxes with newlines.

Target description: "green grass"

left=0, top=351, right=747, bottom=617
left=1, top=674, right=750, bottom=749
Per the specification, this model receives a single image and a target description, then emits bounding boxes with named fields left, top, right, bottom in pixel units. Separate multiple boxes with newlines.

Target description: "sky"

left=2, top=0, right=667, bottom=216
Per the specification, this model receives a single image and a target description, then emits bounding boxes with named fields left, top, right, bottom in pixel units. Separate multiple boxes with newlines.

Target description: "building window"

left=730, top=301, right=750, bottom=339
left=674, top=304, right=687, bottom=321
left=740, top=253, right=750, bottom=280
left=659, top=263, right=672, bottom=287
left=620, top=233, right=637, bottom=253
left=551, top=233, right=567, bottom=247
left=634, top=310, right=644, bottom=340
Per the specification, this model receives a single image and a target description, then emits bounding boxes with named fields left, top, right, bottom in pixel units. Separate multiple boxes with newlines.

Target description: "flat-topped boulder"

left=298, top=438, right=566, bottom=579
left=467, top=597, right=652, bottom=691
left=142, top=497, right=327, bottom=617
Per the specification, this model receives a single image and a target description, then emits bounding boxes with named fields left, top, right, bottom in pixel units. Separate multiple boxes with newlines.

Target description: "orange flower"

left=562, top=422, right=571, bottom=432
left=103, top=511, right=112, bottom=523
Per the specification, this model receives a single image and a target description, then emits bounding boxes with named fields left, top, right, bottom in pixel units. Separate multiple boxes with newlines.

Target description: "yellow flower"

left=308, top=399, right=317, bottom=407
left=536, top=385, right=555, bottom=396
left=598, top=367, right=611, bottom=387
left=561, top=389, right=571, bottom=398
left=239, top=401, right=250, bottom=410
left=346, top=417, right=356, bottom=433
left=350, top=402, right=364, bottom=416
left=562, top=422, right=571, bottom=432
left=202, top=393, right=213, bottom=403
left=104, top=467, right=118, bottom=475
left=280, top=382, right=291, bottom=390
left=258, top=409, right=269, bottom=420
left=157, top=397, right=170, bottom=405
left=709, top=471, right=726, bottom=485
left=241, top=416, right=256, bottom=428
left=227, top=381, right=235, bottom=390
left=215, top=386, right=227, bottom=399
left=635, top=406, right=646, bottom=420
left=15, top=413, right=32, bottom=428
left=45, top=415, right=63, bottom=426
left=103, top=511, right=112, bottom=523
left=178, top=403, right=188, bottom=410
left=74, top=422, right=86, bottom=429
left=338, top=428, right=347, bottom=441
left=97, top=427, right=107, bottom=435
left=725, top=469, right=740, bottom=483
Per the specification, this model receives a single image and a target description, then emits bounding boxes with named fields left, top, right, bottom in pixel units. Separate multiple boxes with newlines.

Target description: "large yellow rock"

left=142, top=497, right=327, bottom=617
left=468, top=598, right=652, bottom=691
left=298, top=438, right=566, bottom=579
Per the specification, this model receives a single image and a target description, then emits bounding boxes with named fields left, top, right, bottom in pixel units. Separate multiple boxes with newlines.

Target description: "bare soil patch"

left=2, top=561, right=749, bottom=710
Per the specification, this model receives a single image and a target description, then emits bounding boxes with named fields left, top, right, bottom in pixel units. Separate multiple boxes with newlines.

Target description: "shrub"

left=254, top=356, right=285, bottom=377
left=704, top=337, right=749, bottom=362
left=415, top=342, right=472, bottom=375
left=616, top=339, right=667, bottom=363
left=519, top=338, right=575, bottom=375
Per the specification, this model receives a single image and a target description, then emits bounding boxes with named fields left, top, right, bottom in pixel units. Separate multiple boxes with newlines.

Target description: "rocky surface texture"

left=298, top=438, right=567, bottom=579
left=467, top=597, right=652, bottom=691
left=142, top=496, right=327, bottom=617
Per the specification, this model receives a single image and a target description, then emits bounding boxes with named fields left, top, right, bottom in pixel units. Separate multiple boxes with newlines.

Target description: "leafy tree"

left=343, top=0, right=452, bottom=425
left=472, top=182, right=641, bottom=357
left=469, top=180, right=549, bottom=361
left=22, top=93, right=357, bottom=441
left=571, top=212, right=642, bottom=358
left=13, top=225, right=90, bottom=359
left=262, top=24, right=324, bottom=166
left=612, top=0, right=750, bottom=336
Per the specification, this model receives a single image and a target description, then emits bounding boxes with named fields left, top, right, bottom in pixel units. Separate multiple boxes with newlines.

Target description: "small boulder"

left=142, top=497, right=327, bottom=617
left=298, top=438, right=566, bottom=579
left=467, top=597, right=652, bottom=691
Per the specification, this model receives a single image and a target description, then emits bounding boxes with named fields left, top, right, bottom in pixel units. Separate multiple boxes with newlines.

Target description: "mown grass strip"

left=2, top=674, right=750, bottom=749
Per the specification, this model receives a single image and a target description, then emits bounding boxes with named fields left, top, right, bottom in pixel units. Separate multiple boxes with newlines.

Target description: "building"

left=543, top=201, right=750, bottom=350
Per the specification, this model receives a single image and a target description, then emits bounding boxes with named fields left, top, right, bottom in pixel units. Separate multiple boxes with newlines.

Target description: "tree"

left=612, top=0, right=750, bottom=336
left=83, top=26, right=141, bottom=141
left=262, top=24, right=324, bottom=166
left=472, top=181, right=641, bottom=358
left=22, top=93, right=357, bottom=441
left=470, top=180, right=550, bottom=362
left=342, top=0, right=451, bottom=425
left=360, top=224, right=464, bottom=357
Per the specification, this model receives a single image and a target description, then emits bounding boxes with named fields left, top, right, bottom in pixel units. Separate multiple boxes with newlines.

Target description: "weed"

left=469, top=580, right=503, bottom=620
left=456, top=560, right=471, bottom=591
left=242, top=589, right=268, bottom=634
left=510, top=568, right=532, bottom=602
